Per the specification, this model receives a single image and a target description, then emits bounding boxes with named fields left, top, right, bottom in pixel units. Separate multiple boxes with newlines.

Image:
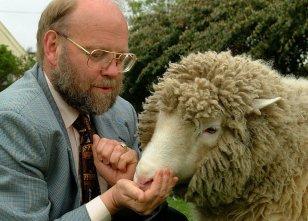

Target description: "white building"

left=0, top=20, right=26, bottom=57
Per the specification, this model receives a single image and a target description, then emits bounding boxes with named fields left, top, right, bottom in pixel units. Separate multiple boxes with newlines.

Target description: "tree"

left=0, top=45, right=35, bottom=91
left=123, top=0, right=308, bottom=113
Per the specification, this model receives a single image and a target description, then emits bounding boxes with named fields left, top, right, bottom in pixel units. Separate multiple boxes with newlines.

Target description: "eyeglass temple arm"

left=65, top=37, right=91, bottom=55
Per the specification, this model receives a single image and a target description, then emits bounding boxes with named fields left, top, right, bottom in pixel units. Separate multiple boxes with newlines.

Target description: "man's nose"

left=101, top=59, right=120, bottom=77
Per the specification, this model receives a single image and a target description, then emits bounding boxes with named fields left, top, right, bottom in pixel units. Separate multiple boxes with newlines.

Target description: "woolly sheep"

left=134, top=51, right=308, bottom=220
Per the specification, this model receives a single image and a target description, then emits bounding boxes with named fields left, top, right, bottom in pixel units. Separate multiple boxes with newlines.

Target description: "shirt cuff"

left=85, top=196, right=111, bottom=221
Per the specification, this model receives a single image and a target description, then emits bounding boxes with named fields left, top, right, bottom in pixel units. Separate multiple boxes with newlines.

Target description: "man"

left=0, top=0, right=187, bottom=220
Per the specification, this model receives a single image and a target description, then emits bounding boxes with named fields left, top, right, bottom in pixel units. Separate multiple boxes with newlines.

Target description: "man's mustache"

left=91, top=78, right=121, bottom=88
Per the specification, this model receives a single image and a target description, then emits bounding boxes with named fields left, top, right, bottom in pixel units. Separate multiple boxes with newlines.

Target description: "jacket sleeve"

left=0, top=111, right=91, bottom=221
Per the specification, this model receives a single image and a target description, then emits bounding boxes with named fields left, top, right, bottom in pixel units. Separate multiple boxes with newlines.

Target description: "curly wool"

left=138, top=51, right=308, bottom=220
left=139, top=51, right=287, bottom=145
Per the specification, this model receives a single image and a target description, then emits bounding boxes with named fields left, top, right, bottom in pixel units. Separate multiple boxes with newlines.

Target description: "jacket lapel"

left=32, top=64, right=80, bottom=198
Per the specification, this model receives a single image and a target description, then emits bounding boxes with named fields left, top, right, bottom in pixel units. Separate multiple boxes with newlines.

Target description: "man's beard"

left=50, top=48, right=123, bottom=115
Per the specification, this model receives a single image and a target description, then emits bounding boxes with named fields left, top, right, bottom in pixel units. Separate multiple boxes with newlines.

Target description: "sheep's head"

left=134, top=51, right=282, bottom=210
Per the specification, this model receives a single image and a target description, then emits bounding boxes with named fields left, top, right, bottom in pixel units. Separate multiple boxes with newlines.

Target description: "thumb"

left=93, top=134, right=100, bottom=147
left=92, top=134, right=100, bottom=160
left=119, top=180, right=145, bottom=202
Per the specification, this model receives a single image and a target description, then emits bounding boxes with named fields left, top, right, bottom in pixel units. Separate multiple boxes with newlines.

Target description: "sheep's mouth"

left=137, top=179, right=154, bottom=191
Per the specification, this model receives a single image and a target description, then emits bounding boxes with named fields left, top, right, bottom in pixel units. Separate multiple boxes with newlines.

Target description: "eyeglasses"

left=55, top=31, right=137, bottom=73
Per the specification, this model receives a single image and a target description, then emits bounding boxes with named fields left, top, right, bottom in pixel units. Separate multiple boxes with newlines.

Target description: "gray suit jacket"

left=0, top=64, right=140, bottom=220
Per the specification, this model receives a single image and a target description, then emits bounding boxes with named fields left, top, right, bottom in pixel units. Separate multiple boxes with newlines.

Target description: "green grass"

left=167, top=196, right=194, bottom=221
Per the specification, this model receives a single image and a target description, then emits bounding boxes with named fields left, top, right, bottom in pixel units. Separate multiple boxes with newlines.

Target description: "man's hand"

left=92, top=134, right=138, bottom=185
left=100, top=169, right=178, bottom=215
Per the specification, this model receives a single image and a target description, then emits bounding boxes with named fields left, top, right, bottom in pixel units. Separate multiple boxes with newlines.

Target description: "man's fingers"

left=92, top=134, right=100, bottom=161
left=159, top=169, right=171, bottom=197
left=117, top=180, right=145, bottom=201
left=94, top=137, right=107, bottom=162
left=97, top=139, right=115, bottom=164
left=117, top=150, right=138, bottom=172
left=113, top=171, right=177, bottom=216
left=161, top=170, right=178, bottom=200
left=143, top=170, right=163, bottom=201
left=117, top=154, right=129, bottom=172
left=147, top=169, right=178, bottom=207
left=109, top=145, right=123, bottom=169
left=172, top=176, right=179, bottom=187
left=93, top=134, right=100, bottom=146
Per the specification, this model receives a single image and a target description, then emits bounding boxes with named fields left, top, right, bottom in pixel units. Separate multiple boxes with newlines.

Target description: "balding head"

left=36, top=0, right=127, bottom=66
left=67, top=0, right=128, bottom=47
left=71, top=0, right=126, bottom=26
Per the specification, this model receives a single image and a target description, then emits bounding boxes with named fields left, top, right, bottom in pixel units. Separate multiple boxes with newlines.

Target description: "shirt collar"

left=44, top=73, right=79, bottom=129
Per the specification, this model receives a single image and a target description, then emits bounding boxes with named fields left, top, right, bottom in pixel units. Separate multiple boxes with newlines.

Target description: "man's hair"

left=36, top=0, right=77, bottom=65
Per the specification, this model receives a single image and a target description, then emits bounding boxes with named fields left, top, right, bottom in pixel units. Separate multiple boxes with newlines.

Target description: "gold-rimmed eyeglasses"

left=55, top=31, right=137, bottom=73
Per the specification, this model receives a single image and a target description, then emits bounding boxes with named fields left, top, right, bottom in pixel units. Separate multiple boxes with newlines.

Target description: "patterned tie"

left=73, top=114, right=100, bottom=203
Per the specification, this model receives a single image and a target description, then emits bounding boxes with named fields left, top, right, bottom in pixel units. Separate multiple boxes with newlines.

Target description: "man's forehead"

left=67, top=0, right=127, bottom=35
left=58, top=0, right=128, bottom=52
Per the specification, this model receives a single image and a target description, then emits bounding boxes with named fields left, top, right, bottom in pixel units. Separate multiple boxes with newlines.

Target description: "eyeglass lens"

left=87, top=49, right=135, bottom=72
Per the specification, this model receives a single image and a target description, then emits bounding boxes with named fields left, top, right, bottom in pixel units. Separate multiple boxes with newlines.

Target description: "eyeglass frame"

left=53, top=30, right=137, bottom=73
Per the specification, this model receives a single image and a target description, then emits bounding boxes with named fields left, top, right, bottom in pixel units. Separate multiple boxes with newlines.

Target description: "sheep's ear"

left=251, top=97, right=281, bottom=115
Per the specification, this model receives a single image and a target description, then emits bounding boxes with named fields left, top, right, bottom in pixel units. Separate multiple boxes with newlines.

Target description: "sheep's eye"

left=204, top=127, right=217, bottom=134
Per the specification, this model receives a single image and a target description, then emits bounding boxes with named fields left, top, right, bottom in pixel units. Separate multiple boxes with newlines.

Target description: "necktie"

left=73, top=114, right=100, bottom=203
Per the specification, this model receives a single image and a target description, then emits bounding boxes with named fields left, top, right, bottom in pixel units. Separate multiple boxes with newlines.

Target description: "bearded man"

left=0, top=0, right=187, bottom=221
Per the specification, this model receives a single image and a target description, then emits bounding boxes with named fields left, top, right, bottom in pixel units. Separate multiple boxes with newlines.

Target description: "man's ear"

left=251, top=97, right=282, bottom=115
left=43, top=30, right=60, bottom=67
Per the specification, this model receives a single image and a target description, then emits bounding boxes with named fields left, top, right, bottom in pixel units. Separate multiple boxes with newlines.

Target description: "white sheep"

left=134, top=51, right=308, bottom=221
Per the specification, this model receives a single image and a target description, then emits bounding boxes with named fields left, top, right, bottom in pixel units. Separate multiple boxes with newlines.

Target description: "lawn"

left=167, top=196, right=194, bottom=221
